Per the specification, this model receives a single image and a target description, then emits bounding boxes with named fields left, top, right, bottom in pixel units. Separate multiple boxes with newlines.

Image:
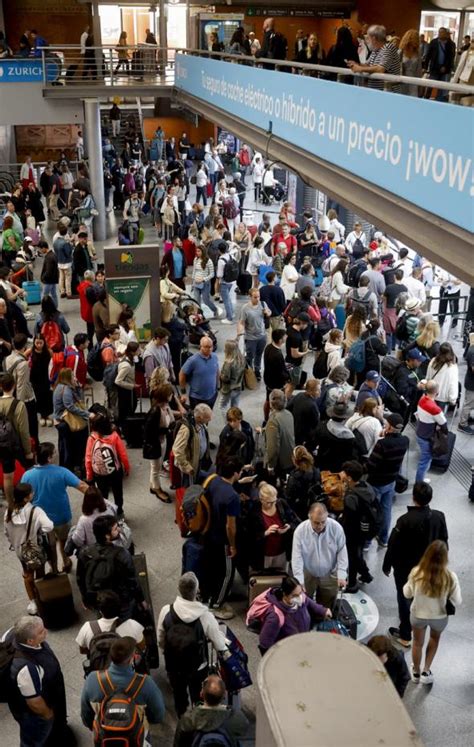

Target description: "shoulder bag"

left=20, top=507, right=48, bottom=571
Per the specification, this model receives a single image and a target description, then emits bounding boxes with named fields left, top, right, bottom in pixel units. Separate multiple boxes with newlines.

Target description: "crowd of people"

left=0, top=63, right=472, bottom=747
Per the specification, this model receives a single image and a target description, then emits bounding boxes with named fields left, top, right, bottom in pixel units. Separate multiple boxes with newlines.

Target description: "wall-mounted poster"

left=107, top=276, right=152, bottom=342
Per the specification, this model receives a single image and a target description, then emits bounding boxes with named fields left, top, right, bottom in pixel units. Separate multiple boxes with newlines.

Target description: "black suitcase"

left=237, top=272, right=252, bottom=295
left=332, top=593, right=358, bottom=639
left=124, top=395, right=147, bottom=448
left=430, top=431, right=456, bottom=472
left=133, top=553, right=159, bottom=669
left=34, top=573, right=76, bottom=629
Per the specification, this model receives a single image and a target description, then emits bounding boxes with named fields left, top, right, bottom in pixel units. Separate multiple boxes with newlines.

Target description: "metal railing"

left=38, top=45, right=474, bottom=101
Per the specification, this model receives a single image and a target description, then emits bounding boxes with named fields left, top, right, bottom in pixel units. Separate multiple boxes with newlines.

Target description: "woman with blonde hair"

left=219, top=340, right=246, bottom=415
left=247, top=481, right=300, bottom=571
left=399, top=29, right=422, bottom=96
left=404, top=540, right=461, bottom=684
left=286, top=446, right=321, bottom=519
left=343, top=305, right=367, bottom=350
left=346, top=397, right=383, bottom=457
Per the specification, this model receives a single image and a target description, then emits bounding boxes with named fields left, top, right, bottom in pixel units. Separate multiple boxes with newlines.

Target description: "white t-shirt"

left=75, top=616, right=144, bottom=650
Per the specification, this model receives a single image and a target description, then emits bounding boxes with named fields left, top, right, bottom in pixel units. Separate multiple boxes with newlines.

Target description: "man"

left=77, top=269, right=96, bottom=345
left=122, top=190, right=142, bottom=243
left=292, top=502, right=348, bottom=606
left=345, top=221, right=367, bottom=255
left=347, top=275, right=378, bottom=319
left=64, top=332, right=89, bottom=390
left=259, top=271, right=287, bottom=334
left=143, top=326, right=175, bottom=385
left=361, top=257, right=386, bottom=299
left=272, top=222, right=297, bottom=259
left=287, top=378, right=320, bottom=450
left=201, top=458, right=243, bottom=620
left=172, top=403, right=213, bottom=483
left=404, top=268, right=426, bottom=306
left=389, top=348, right=426, bottom=420
left=76, top=590, right=145, bottom=657
left=415, top=380, right=448, bottom=484
left=174, top=674, right=249, bottom=747
left=0, top=371, right=32, bottom=508
left=256, top=17, right=287, bottom=65
left=6, top=333, right=38, bottom=447
left=81, top=637, right=164, bottom=742
left=423, top=27, right=456, bottom=101
left=383, top=268, right=408, bottom=351
left=215, top=240, right=237, bottom=323
left=21, top=442, right=87, bottom=573
left=293, top=29, right=307, bottom=59
left=263, top=328, right=290, bottom=396
left=366, top=413, right=409, bottom=547
left=347, top=24, right=401, bottom=92
left=419, top=33, right=429, bottom=60
left=39, top=240, right=59, bottom=306
left=157, top=572, right=228, bottom=716
left=179, top=336, right=219, bottom=410
left=459, top=332, right=474, bottom=435
left=286, top=312, right=310, bottom=387
left=315, top=402, right=364, bottom=473
left=436, top=270, right=462, bottom=328
left=7, top=616, right=68, bottom=746
left=179, top=132, right=191, bottom=161
left=54, top=222, right=74, bottom=299
left=77, top=515, right=146, bottom=619
left=237, top=288, right=270, bottom=382
left=383, top=482, right=448, bottom=648
left=296, top=263, right=315, bottom=297
left=356, top=370, right=383, bottom=410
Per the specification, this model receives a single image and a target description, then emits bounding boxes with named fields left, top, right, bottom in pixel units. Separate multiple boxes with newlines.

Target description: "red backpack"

left=223, top=197, right=239, bottom=220
left=41, top=320, right=63, bottom=352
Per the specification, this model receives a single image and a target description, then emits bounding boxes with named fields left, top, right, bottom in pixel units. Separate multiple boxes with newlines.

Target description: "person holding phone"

left=247, top=482, right=300, bottom=572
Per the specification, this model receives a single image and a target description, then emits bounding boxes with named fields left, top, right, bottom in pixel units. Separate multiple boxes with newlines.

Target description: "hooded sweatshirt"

left=157, top=596, right=227, bottom=666
left=315, top=419, right=363, bottom=472
left=174, top=704, right=249, bottom=747
left=259, top=590, right=327, bottom=652
left=4, top=502, right=53, bottom=558
left=324, top=340, right=343, bottom=374
left=341, top=481, right=378, bottom=540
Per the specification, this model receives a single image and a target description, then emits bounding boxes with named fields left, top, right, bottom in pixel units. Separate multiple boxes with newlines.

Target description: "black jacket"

left=287, top=391, right=320, bottom=447
left=40, top=249, right=59, bottom=284
left=218, top=421, right=255, bottom=465
left=259, top=284, right=286, bottom=316
left=385, top=649, right=410, bottom=698
left=361, top=333, right=388, bottom=375
left=382, top=506, right=448, bottom=579
left=341, top=481, right=377, bottom=541
left=73, top=243, right=92, bottom=278
left=315, top=420, right=364, bottom=473
left=424, top=37, right=456, bottom=75
left=392, top=363, right=421, bottom=407
left=366, top=432, right=409, bottom=487
left=77, top=542, right=144, bottom=609
left=247, top=498, right=300, bottom=571
left=285, top=466, right=321, bottom=520
left=263, top=343, right=289, bottom=390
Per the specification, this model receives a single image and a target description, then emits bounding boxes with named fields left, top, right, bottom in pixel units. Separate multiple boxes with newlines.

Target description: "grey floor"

left=0, top=198, right=473, bottom=747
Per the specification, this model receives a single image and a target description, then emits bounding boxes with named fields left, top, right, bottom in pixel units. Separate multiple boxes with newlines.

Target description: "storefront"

left=98, top=2, right=187, bottom=50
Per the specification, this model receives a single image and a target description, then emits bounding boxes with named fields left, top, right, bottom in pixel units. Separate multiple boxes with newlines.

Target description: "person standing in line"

left=219, top=340, right=246, bottom=416
left=404, top=540, right=461, bottom=683
left=237, top=288, right=271, bottom=383
left=458, top=332, right=474, bottom=435
left=415, top=380, right=448, bottom=484
left=179, top=336, right=219, bottom=410
left=215, top=241, right=237, bottom=324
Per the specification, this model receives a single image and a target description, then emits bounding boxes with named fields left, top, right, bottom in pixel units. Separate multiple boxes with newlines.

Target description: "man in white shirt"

left=404, top=268, right=427, bottom=306
left=76, top=590, right=145, bottom=657
left=80, top=25, right=90, bottom=77
left=393, top=246, right=412, bottom=279
left=435, top=269, right=462, bottom=328
left=292, top=503, right=348, bottom=606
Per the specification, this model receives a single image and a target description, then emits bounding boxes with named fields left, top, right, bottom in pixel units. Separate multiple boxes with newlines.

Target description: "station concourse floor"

left=0, top=210, right=473, bottom=747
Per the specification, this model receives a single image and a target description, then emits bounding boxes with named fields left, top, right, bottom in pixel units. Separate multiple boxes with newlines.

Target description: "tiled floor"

left=0, top=192, right=473, bottom=746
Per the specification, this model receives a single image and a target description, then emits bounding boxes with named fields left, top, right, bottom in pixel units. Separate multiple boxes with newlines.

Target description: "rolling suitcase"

left=22, top=280, right=42, bottom=305
left=430, top=431, right=456, bottom=472
left=237, top=272, right=252, bottom=295
left=133, top=553, right=159, bottom=669
left=34, top=572, right=76, bottom=629
left=124, top=393, right=147, bottom=448
left=332, top=591, right=358, bottom=639
left=248, top=569, right=288, bottom=605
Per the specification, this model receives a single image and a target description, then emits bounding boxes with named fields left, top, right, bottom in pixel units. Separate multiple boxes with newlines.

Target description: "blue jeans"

left=220, top=281, right=234, bottom=321
left=42, top=283, right=58, bottom=307
left=415, top=435, right=432, bottom=483
left=18, top=711, right=54, bottom=747
left=220, top=389, right=241, bottom=418
left=196, top=185, right=207, bottom=206
left=193, top=281, right=217, bottom=314
left=245, top=335, right=266, bottom=375
left=372, top=481, right=396, bottom=544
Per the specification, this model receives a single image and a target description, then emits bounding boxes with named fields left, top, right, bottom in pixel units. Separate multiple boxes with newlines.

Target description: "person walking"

left=404, top=540, right=461, bottom=683
left=237, top=288, right=271, bottom=382
left=179, top=336, right=219, bottom=410
left=219, top=339, right=246, bottom=416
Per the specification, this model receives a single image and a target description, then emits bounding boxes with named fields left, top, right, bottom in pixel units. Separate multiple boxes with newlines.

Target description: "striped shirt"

left=416, top=394, right=447, bottom=439
left=367, top=43, right=401, bottom=92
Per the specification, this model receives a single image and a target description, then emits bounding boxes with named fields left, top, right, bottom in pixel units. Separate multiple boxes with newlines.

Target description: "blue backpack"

left=192, top=727, right=233, bottom=747
left=345, top=338, right=366, bottom=373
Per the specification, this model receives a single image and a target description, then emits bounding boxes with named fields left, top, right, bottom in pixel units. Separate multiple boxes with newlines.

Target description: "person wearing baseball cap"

left=387, top=347, right=427, bottom=424
left=356, top=370, right=383, bottom=410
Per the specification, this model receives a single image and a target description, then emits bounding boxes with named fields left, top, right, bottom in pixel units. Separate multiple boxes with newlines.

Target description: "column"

left=91, top=0, right=103, bottom=80
left=158, top=0, right=168, bottom=73
left=83, top=98, right=106, bottom=241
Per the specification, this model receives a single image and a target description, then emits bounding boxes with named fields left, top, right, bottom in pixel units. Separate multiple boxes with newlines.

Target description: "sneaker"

left=458, top=424, right=474, bottom=435
left=423, top=478, right=431, bottom=484
left=376, top=537, right=388, bottom=548
left=421, top=670, right=434, bottom=685
left=359, top=572, right=373, bottom=584
left=388, top=627, right=411, bottom=649
left=39, top=418, right=46, bottom=427
left=27, top=600, right=38, bottom=615
left=411, top=663, right=420, bottom=683
left=211, top=603, right=235, bottom=621
left=221, top=319, right=233, bottom=325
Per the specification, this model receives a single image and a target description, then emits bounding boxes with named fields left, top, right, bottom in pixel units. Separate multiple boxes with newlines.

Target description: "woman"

left=115, top=341, right=140, bottom=427
left=247, top=236, right=268, bottom=289
left=115, top=31, right=130, bottom=74
left=248, top=482, right=300, bottom=572
left=160, top=264, right=186, bottom=322
left=161, top=195, right=178, bottom=241
left=298, top=222, right=318, bottom=264
left=404, top=540, right=462, bottom=684
left=280, top=253, right=298, bottom=301
left=234, top=222, right=252, bottom=278
left=252, top=575, right=330, bottom=655
left=92, top=287, right=110, bottom=338
left=34, top=295, right=70, bottom=351
left=366, top=635, right=410, bottom=698
left=116, top=305, right=138, bottom=356
left=0, top=297, right=12, bottom=369
left=403, top=319, right=440, bottom=376
left=161, top=235, right=187, bottom=289
left=29, top=334, right=53, bottom=426
left=229, top=27, right=250, bottom=56
left=191, top=246, right=217, bottom=315
left=325, top=26, right=359, bottom=77
left=297, top=32, right=325, bottom=70
left=346, top=397, right=383, bottom=457
left=218, top=406, right=254, bottom=467
left=286, top=446, right=321, bottom=520
left=343, top=305, right=367, bottom=351
left=219, top=341, right=246, bottom=415
left=399, top=30, right=422, bottom=96
left=265, top=389, right=295, bottom=479
left=143, top=383, right=177, bottom=503
left=25, top=182, right=46, bottom=226
left=53, top=368, right=90, bottom=472
left=329, top=259, right=350, bottom=308
left=69, top=486, right=118, bottom=549
left=85, top=412, right=129, bottom=517
left=1, top=216, right=22, bottom=266
left=357, top=319, right=388, bottom=384
left=4, top=483, right=53, bottom=615
left=327, top=209, right=346, bottom=243
left=426, top=343, right=459, bottom=411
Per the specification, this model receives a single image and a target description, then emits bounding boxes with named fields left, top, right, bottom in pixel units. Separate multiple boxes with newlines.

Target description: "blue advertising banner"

left=0, top=59, right=59, bottom=83
left=175, top=54, right=474, bottom=233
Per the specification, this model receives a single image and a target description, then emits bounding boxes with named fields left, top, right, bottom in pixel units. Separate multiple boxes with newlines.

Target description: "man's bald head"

left=308, top=502, right=328, bottom=533
left=202, top=675, right=226, bottom=706
left=263, top=17, right=274, bottom=32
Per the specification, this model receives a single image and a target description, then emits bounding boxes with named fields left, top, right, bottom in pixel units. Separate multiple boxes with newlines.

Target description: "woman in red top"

left=77, top=269, right=96, bottom=346
left=247, top=482, right=300, bottom=572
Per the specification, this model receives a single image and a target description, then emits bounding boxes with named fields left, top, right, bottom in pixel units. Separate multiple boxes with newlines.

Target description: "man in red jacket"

left=77, top=269, right=97, bottom=346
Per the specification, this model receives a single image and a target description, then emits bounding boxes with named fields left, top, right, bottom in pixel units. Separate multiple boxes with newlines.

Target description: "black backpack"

left=82, top=545, right=122, bottom=606
left=87, top=342, right=107, bottom=382
left=349, top=289, right=372, bottom=319
left=312, top=349, right=328, bottom=379
left=347, top=259, right=367, bottom=288
left=351, top=238, right=365, bottom=259
left=395, top=313, right=410, bottom=342
left=221, top=256, right=239, bottom=283
left=163, top=604, right=207, bottom=674
left=0, top=399, right=21, bottom=454
left=86, top=620, right=120, bottom=674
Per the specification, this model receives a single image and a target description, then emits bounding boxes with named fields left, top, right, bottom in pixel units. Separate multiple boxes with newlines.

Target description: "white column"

left=83, top=98, right=106, bottom=241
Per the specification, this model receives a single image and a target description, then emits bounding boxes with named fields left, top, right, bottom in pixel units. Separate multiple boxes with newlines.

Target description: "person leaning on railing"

left=346, top=25, right=401, bottom=92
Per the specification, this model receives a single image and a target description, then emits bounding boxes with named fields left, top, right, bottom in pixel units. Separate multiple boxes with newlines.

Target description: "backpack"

left=381, top=355, right=402, bottom=382
left=91, top=437, right=119, bottom=477
left=345, top=338, right=366, bottom=373
left=312, top=349, right=328, bottom=379
left=347, top=259, right=367, bottom=287
left=163, top=603, right=207, bottom=674
left=87, top=343, right=112, bottom=382
left=246, top=589, right=285, bottom=634
left=357, top=492, right=383, bottom=539
left=318, top=276, right=333, bottom=299
left=395, top=312, right=410, bottom=342
left=351, top=238, right=365, bottom=259
left=221, top=256, right=239, bottom=283
left=349, top=289, right=372, bottom=319
left=87, top=620, right=119, bottom=673
left=317, top=310, right=336, bottom=337
left=317, top=381, right=338, bottom=418
left=0, top=399, right=21, bottom=453
left=103, top=362, right=119, bottom=390
left=192, top=728, right=233, bottom=747
left=93, top=671, right=146, bottom=747
left=41, top=319, right=63, bottom=352
left=283, top=298, right=305, bottom=325
left=82, top=544, right=122, bottom=605
left=223, top=197, right=239, bottom=220
left=181, top=474, right=218, bottom=536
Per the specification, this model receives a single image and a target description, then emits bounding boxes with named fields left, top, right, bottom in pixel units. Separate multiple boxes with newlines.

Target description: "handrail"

left=37, top=44, right=474, bottom=96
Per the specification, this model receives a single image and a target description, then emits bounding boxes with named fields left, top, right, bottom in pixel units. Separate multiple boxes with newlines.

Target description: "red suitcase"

left=175, top=486, right=187, bottom=536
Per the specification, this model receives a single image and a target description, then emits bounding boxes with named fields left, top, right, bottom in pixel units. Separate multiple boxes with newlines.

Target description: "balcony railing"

left=36, top=45, right=474, bottom=102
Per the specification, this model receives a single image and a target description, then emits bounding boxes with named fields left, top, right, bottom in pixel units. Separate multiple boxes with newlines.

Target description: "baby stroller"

left=176, top=295, right=218, bottom=351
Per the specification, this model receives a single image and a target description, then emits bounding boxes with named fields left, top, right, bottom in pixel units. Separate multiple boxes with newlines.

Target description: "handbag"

left=63, top=408, right=88, bottom=432
left=20, top=507, right=48, bottom=571
left=432, top=427, right=449, bottom=458
left=243, top=366, right=258, bottom=390
left=218, top=626, right=252, bottom=691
